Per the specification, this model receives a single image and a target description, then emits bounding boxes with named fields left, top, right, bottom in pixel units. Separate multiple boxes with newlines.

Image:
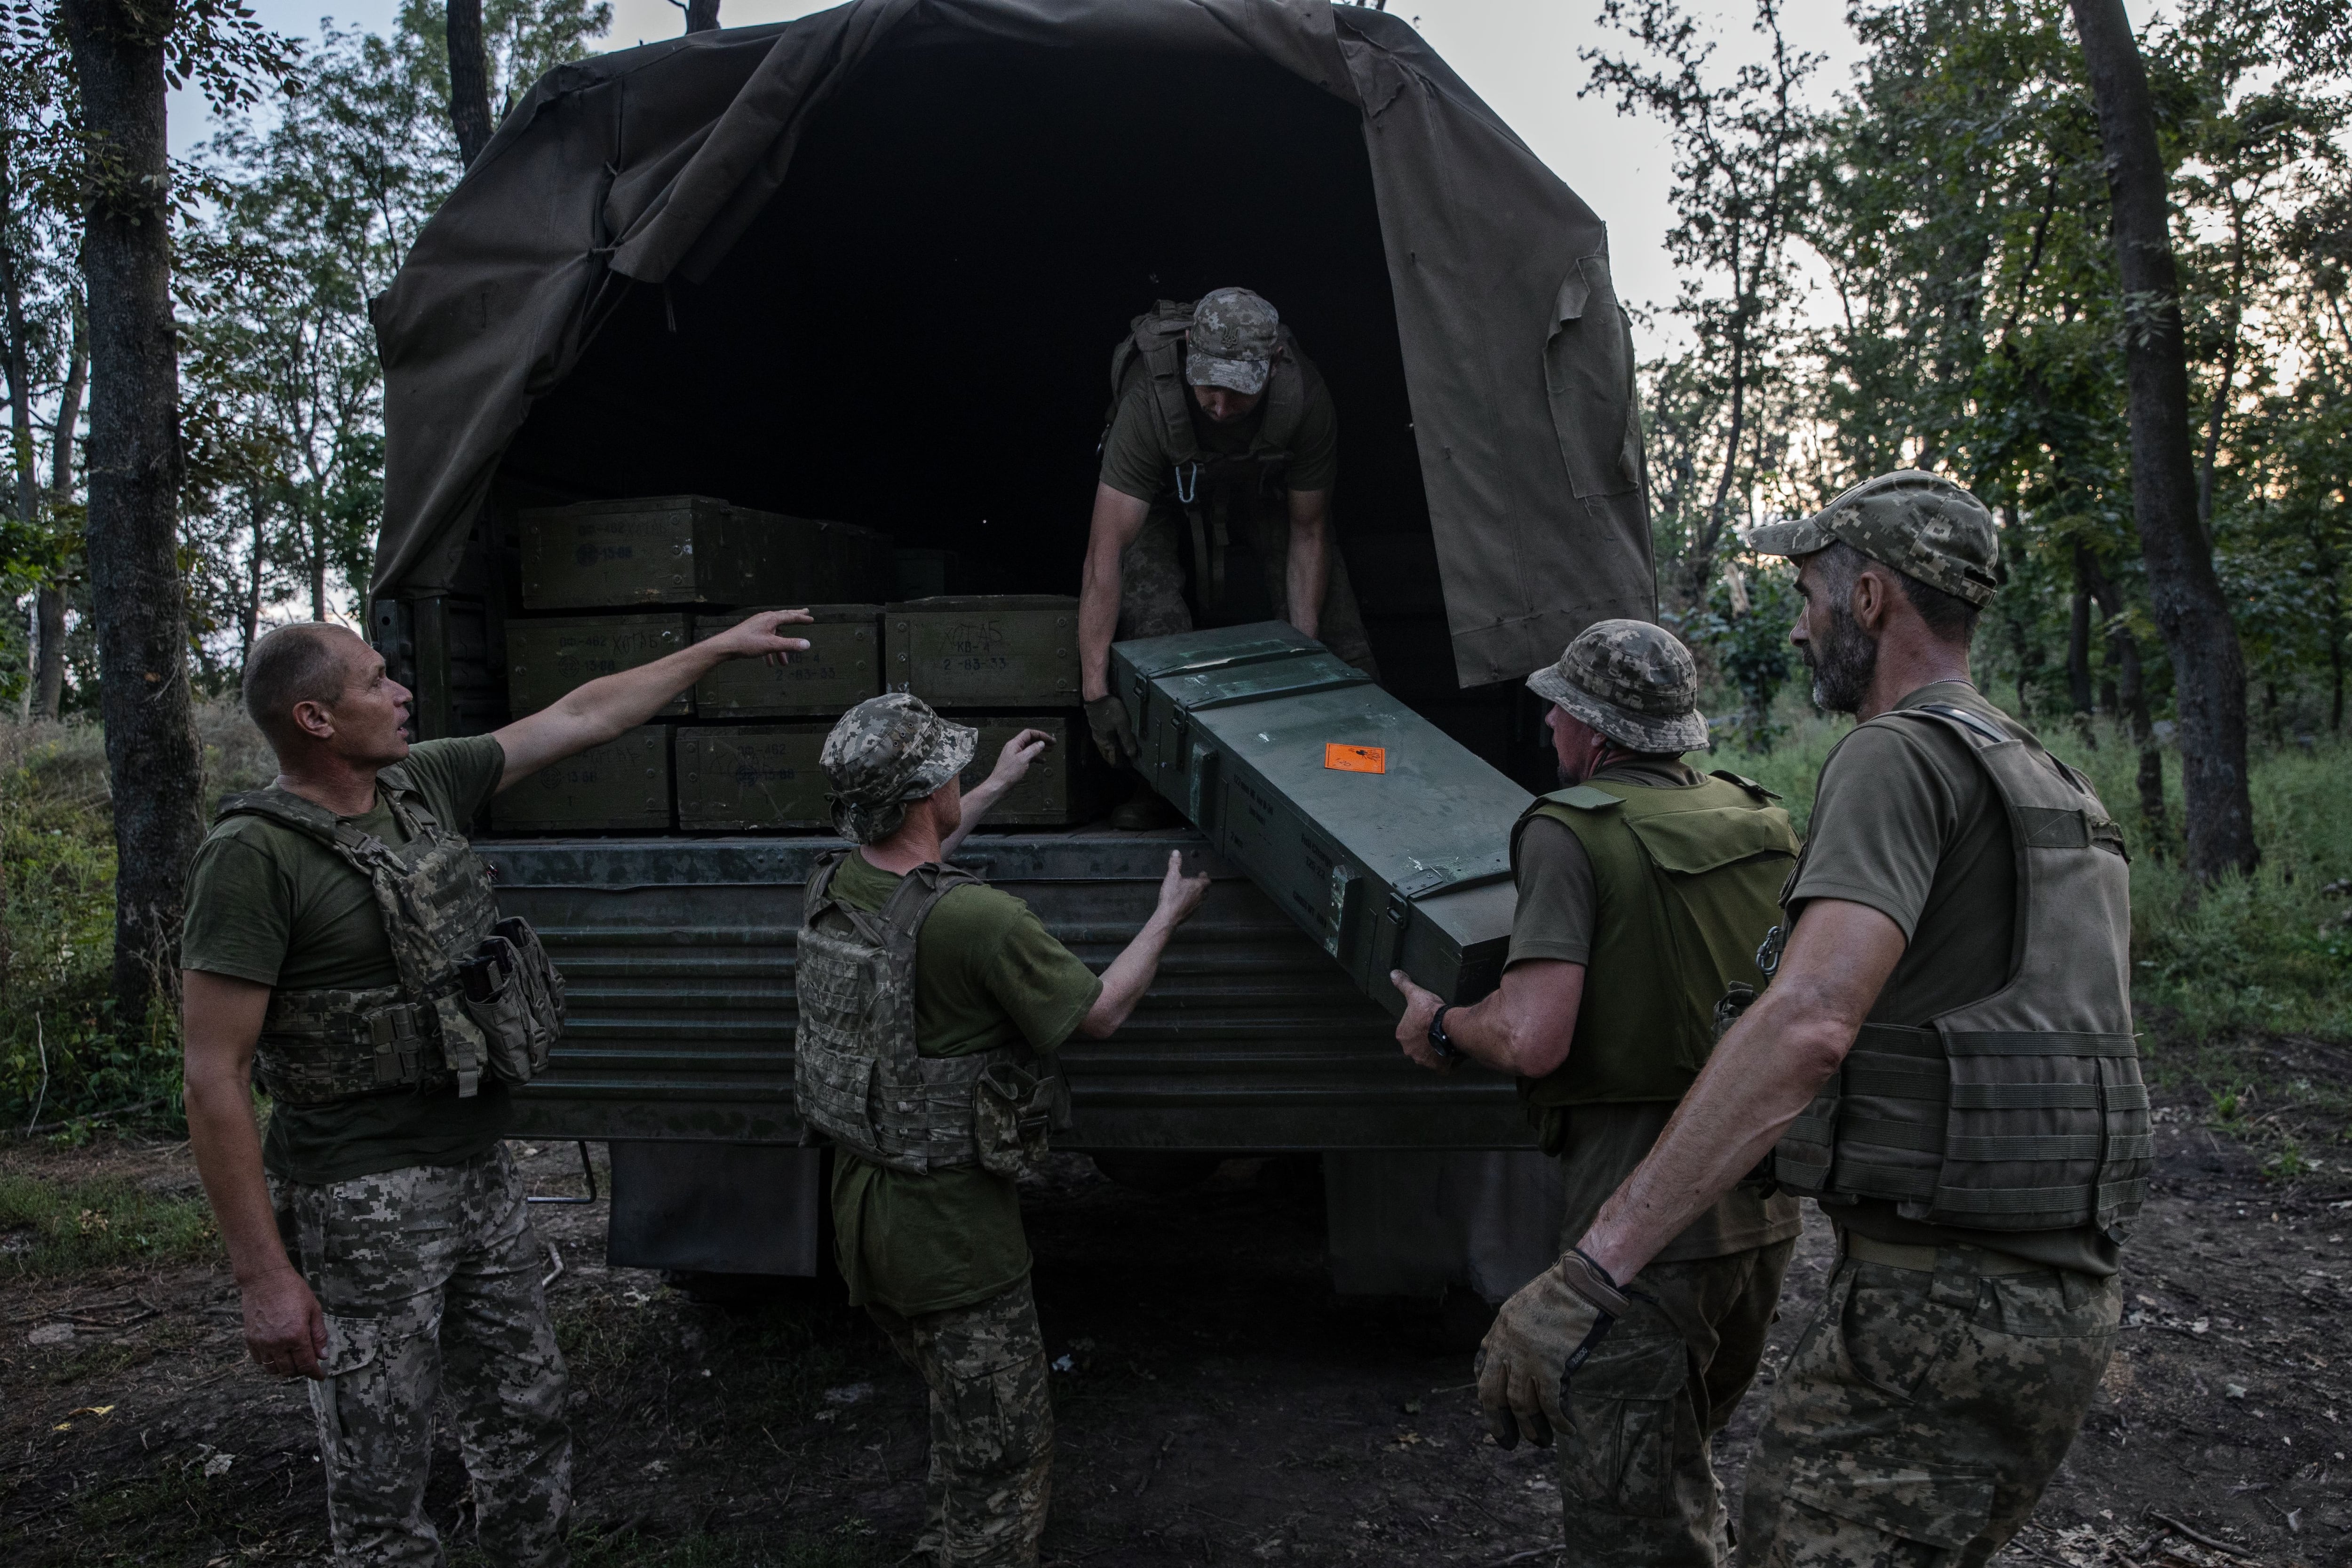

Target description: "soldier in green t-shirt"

left=1389, top=620, right=1802, bottom=1568
left=180, top=609, right=813, bottom=1567
left=800, top=692, right=1209, bottom=1567
left=1526, top=474, right=2138, bottom=1568
left=1079, top=287, right=1379, bottom=827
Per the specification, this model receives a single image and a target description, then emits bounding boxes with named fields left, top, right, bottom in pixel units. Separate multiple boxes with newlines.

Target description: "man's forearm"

left=184, top=1071, right=298, bottom=1286
left=551, top=641, right=733, bottom=742
left=1079, top=555, right=1121, bottom=702
left=1081, top=913, right=1181, bottom=1037
left=1285, top=499, right=1329, bottom=640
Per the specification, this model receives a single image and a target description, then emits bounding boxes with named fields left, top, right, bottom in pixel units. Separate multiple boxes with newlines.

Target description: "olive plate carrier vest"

left=1772, top=702, right=2149, bottom=1238
left=794, top=853, right=1065, bottom=1177
left=1105, top=301, right=1314, bottom=614
left=1513, top=772, right=1799, bottom=1118
left=213, top=768, right=565, bottom=1106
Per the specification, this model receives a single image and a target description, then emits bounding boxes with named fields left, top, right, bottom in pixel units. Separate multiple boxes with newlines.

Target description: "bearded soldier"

left=1390, top=620, right=1802, bottom=1567
left=180, top=609, right=812, bottom=1566
left=1078, top=286, right=1379, bottom=827
left=798, top=692, right=1210, bottom=1566
left=1481, top=473, right=2142, bottom=1568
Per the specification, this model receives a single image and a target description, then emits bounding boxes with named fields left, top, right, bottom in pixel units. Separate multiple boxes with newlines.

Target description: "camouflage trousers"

left=866, top=1278, right=1054, bottom=1567
left=1121, top=497, right=1381, bottom=679
left=270, top=1143, right=572, bottom=1568
left=1737, top=1242, right=2121, bottom=1568
left=1559, top=1240, right=1796, bottom=1568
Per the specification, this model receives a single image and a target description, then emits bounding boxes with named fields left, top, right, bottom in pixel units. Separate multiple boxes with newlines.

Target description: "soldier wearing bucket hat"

left=1078, top=286, right=1381, bottom=828
left=1560, top=472, right=2141, bottom=1568
left=796, top=692, right=1211, bottom=1567
left=1390, top=618, right=1802, bottom=1568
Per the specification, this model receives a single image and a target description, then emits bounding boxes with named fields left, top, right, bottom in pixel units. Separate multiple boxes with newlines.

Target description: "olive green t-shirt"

left=826, top=849, right=1104, bottom=1318
left=1097, top=352, right=1339, bottom=505
left=1508, top=756, right=1804, bottom=1265
left=180, top=736, right=513, bottom=1187
left=1790, top=679, right=2119, bottom=1277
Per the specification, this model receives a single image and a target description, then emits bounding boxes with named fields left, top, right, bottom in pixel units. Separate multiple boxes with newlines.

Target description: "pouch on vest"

left=972, top=1059, right=1063, bottom=1178
left=459, top=915, right=568, bottom=1085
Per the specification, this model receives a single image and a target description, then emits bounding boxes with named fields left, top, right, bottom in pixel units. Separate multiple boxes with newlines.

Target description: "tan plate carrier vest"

left=213, top=768, right=565, bottom=1106
left=1105, top=300, right=1312, bottom=614
left=794, top=853, right=1064, bottom=1177
left=1512, top=772, right=1799, bottom=1127
left=1772, top=702, right=2151, bottom=1238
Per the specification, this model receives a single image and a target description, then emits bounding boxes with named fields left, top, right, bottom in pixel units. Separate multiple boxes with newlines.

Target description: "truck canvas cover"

left=370, top=0, right=1656, bottom=689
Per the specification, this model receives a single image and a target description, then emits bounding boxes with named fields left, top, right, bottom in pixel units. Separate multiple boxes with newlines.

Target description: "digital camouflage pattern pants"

left=1120, top=496, right=1380, bottom=678
left=1559, top=1240, right=1796, bottom=1567
left=867, top=1278, right=1054, bottom=1567
left=271, top=1143, right=572, bottom=1568
left=1737, top=1247, right=2121, bottom=1568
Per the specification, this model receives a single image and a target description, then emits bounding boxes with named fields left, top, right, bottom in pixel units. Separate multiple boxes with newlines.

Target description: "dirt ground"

left=4, top=1045, right=2348, bottom=1568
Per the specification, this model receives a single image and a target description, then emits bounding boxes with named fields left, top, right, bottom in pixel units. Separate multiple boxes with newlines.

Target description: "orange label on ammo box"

left=1324, top=743, right=1387, bottom=774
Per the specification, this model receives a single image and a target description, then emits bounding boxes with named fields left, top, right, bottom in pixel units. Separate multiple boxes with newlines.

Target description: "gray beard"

left=1805, top=604, right=1879, bottom=714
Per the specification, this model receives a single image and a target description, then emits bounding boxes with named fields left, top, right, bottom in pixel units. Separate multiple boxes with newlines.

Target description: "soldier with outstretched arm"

left=1472, top=475, right=2143, bottom=1568
left=179, top=610, right=818, bottom=1566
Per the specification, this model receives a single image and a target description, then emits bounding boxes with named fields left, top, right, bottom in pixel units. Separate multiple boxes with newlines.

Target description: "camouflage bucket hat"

left=1526, top=619, right=1710, bottom=753
left=820, top=692, right=977, bottom=844
left=1743, top=470, right=2000, bottom=607
left=1185, top=287, right=1279, bottom=396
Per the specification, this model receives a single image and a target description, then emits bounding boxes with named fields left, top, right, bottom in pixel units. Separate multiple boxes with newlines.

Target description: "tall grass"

left=0, top=703, right=277, bottom=1132
left=1704, top=699, right=2352, bottom=1044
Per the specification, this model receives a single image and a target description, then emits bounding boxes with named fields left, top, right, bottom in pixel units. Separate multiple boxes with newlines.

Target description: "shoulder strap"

left=1539, top=784, right=1623, bottom=813
left=1708, top=768, right=1782, bottom=803
left=213, top=785, right=397, bottom=873
left=1109, top=301, right=1201, bottom=468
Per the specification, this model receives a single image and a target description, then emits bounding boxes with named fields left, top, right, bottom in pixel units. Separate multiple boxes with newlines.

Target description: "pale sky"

left=171, top=0, right=1868, bottom=350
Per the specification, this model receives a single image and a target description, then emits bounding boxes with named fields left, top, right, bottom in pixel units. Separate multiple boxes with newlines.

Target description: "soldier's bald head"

left=244, top=622, right=368, bottom=749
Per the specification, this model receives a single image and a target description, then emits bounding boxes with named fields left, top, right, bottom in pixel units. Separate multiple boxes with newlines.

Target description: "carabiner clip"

left=1174, top=461, right=1199, bottom=505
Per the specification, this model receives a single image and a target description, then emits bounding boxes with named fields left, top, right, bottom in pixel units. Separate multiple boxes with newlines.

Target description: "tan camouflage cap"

left=1526, top=619, right=1710, bottom=753
left=1743, top=470, right=2000, bottom=607
left=1185, top=287, right=1279, bottom=396
left=819, top=692, right=977, bottom=844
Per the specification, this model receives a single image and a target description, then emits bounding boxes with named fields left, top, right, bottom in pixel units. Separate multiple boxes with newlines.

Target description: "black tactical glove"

left=1085, top=695, right=1141, bottom=767
left=1475, top=1247, right=1629, bottom=1449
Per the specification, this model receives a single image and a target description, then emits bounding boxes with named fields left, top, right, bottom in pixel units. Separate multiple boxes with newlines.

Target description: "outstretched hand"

left=1153, top=849, right=1212, bottom=926
left=706, top=609, right=815, bottom=666
left=987, top=728, right=1054, bottom=789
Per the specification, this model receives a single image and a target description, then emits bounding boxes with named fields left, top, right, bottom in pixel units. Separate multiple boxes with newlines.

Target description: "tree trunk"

left=60, top=0, right=206, bottom=1037
left=446, top=0, right=495, bottom=166
left=241, top=490, right=264, bottom=663
left=0, top=130, right=41, bottom=531
left=685, top=0, right=720, bottom=31
left=2066, top=552, right=2096, bottom=738
left=310, top=511, right=327, bottom=621
left=2069, top=0, right=2258, bottom=879
left=2083, top=552, right=2167, bottom=844
left=32, top=303, right=86, bottom=721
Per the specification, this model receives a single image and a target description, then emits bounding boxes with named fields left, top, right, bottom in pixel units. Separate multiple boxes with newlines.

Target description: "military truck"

left=367, top=0, right=1657, bottom=1302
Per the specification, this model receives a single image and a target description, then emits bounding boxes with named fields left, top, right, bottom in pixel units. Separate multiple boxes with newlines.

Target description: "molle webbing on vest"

left=1772, top=703, right=2149, bottom=1237
left=212, top=768, right=501, bottom=1105
left=1512, top=772, right=1798, bottom=1111
left=793, top=854, right=1047, bottom=1175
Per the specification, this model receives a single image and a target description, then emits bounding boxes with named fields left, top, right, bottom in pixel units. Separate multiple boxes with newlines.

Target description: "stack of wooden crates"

left=494, top=495, right=1105, bottom=834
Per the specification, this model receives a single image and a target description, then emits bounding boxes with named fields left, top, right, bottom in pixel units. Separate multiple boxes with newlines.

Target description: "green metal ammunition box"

left=957, top=716, right=1106, bottom=826
left=692, top=605, right=882, bottom=717
left=517, top=496, right=892, bottom=610
left=492, top=726, right=674, bottom=832
left=507, top=614, right=691, bottom=719
left=885, top=595, right=1081, bottom=707
left=1112, top=623, right=1529, bottom=1012
left=675, top=724, right=833, bottom=830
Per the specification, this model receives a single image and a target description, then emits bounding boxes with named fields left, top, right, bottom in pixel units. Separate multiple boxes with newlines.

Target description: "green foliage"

left=0, top=1169, right=221, bottom=1275
left=1678, top=562, right=1799, bottom=751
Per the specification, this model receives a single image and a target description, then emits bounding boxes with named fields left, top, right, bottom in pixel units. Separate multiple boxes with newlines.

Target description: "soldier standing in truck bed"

left=178, top=608, right=811, bottom=1567
left=1483, top=473, right=2143, bottom=1568
left=1078, top=287, right=1380, bottom=827
left=1390, top=618, right=1803, bottom=1567
left=799, top=692, right=1210, bottom=1566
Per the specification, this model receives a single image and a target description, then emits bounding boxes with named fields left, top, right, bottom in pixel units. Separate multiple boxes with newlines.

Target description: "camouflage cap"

left=1526, top=619, right=1710, bottom=753
left=1743, top=470, right=2000, bottom=607
left=819, top=692, right=977, bottom=844
left=1185, top=287, right=1279, bottom=396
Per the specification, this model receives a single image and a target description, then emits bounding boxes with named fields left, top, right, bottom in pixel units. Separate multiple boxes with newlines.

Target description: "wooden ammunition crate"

left=958, top=715, right=1107, bottom=827
left=675, top=724, right=833, bottom=831
left=517, top=495, right=892, bottom=610
left=1112, top=623, right=1530, bottom=1013
left=885, top=595, right=1080, bottom=708
left=492, top=727, right=674, bottom=832
left=507, top=614, right=691, bottom=719
left=692, top=605, right=882, bottom=718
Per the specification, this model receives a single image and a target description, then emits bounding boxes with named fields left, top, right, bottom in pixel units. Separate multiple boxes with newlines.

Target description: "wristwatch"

left=1428, top=1003, right=1464, bottom=1063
